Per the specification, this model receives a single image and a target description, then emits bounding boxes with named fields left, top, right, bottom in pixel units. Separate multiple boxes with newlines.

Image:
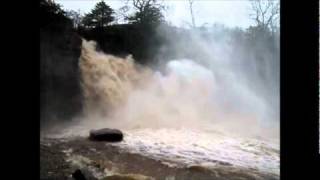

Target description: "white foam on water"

left=111, top=128, right=279, bottom=176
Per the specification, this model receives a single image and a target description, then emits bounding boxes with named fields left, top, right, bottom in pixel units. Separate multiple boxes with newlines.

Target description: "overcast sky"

left=55, top=0, right=259, bottom=29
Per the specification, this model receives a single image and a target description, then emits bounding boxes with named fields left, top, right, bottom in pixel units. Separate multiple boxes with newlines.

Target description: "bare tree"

left=66, top=9, right=82, bottom=28
left=121, top=0, right=165, bottom=25
left=188, top=0, right=196, bottom=28
left=133, top=0, right=156, bottom=12
left=116, top=5, right=130, bottom=22
left=249, top=0, right=279, bottom=32
left=122, top=0, right=165, bottom=13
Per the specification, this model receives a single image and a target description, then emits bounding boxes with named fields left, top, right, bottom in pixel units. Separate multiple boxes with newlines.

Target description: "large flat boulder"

left=89, top=128, right=123, bottom=142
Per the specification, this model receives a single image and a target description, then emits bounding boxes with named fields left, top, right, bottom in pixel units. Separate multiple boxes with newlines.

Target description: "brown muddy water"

left=40, top=128, right=279, bottom=180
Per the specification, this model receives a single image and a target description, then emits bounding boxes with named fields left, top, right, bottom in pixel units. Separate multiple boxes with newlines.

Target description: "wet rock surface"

left=72, top=169, right=87, bottom=180
left=89, top=128, right=123, bottom=142
left=40, top=143, right=73, bottom=180
left=40, top=137, right=278, bottom=180
left=102, top=174, right=155, bottom=180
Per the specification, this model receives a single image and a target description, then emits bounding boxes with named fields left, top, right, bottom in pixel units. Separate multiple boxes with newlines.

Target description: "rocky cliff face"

left=40, top=29, right=83, bottom=128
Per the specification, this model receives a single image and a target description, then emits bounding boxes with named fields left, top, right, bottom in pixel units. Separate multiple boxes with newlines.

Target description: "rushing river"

left=43, top=123, right=279, bottom=178
left=112, top=128, right=279, bottom=176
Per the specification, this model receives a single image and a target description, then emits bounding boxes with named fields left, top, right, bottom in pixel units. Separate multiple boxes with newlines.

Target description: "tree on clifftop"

left=249, top=0, right=279, bottom=33
left=82, top=0, right=115, bottom=28
left=40, top=0, right=72, bottom=30
left=122, top=0, right=165, bottom=27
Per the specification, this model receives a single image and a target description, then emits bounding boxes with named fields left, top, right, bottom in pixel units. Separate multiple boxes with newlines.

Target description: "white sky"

left=55, top=0, right=259, bottom=29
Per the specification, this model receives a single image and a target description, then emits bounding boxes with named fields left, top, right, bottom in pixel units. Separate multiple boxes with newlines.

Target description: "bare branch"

left=250, top=0, right=280, bottom=31
left=188, top=0, right=196, bottom=28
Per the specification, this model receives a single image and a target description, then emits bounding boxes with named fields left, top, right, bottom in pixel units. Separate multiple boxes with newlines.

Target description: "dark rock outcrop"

left=72, top=169, right=87, bottom=180
left=40, top=27, right=83, bottom=127
left=89, top=128, right=123, bottom=142
left=103, top=174, right=155, bottom=180
left=40, top=0, right=83, bottom=128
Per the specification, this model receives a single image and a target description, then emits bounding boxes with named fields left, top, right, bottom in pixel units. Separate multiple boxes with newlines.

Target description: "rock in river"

left=72, top=169, right=87, bottom=180
left=89, top=128, right=123, bottom=142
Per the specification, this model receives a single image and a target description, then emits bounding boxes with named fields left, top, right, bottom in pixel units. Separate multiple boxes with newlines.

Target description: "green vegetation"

left=82, top=1, right=115, bottom=28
